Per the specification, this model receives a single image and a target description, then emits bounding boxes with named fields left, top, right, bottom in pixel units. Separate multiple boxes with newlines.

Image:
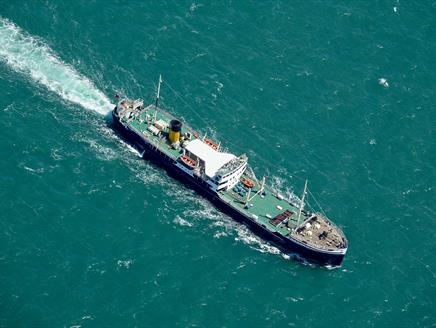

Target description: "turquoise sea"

left=1, top=1, right=435, bottom=327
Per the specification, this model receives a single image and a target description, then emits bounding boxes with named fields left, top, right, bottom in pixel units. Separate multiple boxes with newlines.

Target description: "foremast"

left=154, top=74, right=162, bottom=122
left=297, top=179, right=308, bottom=225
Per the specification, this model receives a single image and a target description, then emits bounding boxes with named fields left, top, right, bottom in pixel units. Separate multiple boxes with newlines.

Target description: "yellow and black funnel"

left=169, top=119, right=182, bottom=143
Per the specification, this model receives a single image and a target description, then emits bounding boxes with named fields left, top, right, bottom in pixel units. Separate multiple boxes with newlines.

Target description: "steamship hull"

left=112, top=110, right=345, bottom=266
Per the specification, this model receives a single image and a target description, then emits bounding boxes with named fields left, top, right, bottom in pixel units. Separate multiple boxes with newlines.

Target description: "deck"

left=122, top=105, right=188, bottom=160
left=219, top=176, right=303, bottom=237
left=121, top=102, right=307, bottom=237
left=119, top=101, right=347, bottom=253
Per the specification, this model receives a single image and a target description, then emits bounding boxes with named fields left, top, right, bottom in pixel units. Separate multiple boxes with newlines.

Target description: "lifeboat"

left=241, top=177, right=255, bottom=188
left=204, top=138, right=219, bottom=150
left=180, top=155, right=196, bottom=168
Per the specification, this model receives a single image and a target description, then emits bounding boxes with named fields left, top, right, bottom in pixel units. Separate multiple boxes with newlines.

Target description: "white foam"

left=235, top=225, right=282, bottom=255
left=173, top=215, right=193, bottom=227
left=78, top=137, right=118, bottom=161
left=378, top=78, right=389, bottom=88
left=0, top=18, right=113, bottom=115
left=117, top=259, right=133, bottom=269
left=213, top=231, right=228, bottom=239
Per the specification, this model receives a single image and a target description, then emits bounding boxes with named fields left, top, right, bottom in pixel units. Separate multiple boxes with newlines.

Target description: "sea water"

left=0, top=1, right=435, bottom=327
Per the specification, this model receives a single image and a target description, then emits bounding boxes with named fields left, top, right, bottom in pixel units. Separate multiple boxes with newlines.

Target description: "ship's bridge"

left=185, top=139, right=235, bottom=178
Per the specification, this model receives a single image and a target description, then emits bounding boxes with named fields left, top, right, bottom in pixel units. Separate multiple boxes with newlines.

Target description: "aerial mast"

left=297, top=180, right=308, bottom=224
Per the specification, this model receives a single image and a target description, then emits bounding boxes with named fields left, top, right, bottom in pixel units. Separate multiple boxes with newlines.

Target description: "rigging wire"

left=153, top=78, right=328, bottom=214
left=164, top=80, right=212, bottom=130
left=164, top=81, right=304, bottom=178
left=307, top=187, right=328, bottom=218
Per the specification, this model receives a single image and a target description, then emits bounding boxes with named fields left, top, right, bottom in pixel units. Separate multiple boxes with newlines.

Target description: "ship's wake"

left=0, top=18, right=113, bottom=115
left=0, top=18, right=324, bottom=267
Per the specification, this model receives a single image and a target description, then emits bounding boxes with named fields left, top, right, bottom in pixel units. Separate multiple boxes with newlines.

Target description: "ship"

left=111, top=76, right=348, bottom=266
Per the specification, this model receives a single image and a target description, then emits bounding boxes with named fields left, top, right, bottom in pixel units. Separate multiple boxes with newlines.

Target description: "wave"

left=0, top=18, right=308, bottom=263
left=0, top=18, right=113, bottom=115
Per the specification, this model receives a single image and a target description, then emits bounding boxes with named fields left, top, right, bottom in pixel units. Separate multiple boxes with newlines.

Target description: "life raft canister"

left=241, top=177, right=255, bottom=188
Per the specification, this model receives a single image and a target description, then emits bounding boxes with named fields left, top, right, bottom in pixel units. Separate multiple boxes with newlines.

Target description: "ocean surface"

left=0, top=1, right=435, bottom=327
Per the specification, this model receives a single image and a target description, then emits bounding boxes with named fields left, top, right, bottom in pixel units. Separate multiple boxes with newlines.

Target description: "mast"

left=245, top=187, right=251, bottom=205
left=245, top=176, right=265, bottom=203
left=297, top=180, right=308, bottom=224
left=154, top=74, right=162, bottom=122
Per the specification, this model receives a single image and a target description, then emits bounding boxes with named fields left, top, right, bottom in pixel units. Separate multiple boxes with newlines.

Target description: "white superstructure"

left=185, top=139, right=235, bottom=178
left=180, top=138, right=247, bottom=191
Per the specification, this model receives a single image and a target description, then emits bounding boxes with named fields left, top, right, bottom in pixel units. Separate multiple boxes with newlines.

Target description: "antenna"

left=297, top=180, right=308, bottom=224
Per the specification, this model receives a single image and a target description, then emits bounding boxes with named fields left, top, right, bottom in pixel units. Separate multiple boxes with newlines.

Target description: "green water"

left=1, top=1, right=435, bottom=327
